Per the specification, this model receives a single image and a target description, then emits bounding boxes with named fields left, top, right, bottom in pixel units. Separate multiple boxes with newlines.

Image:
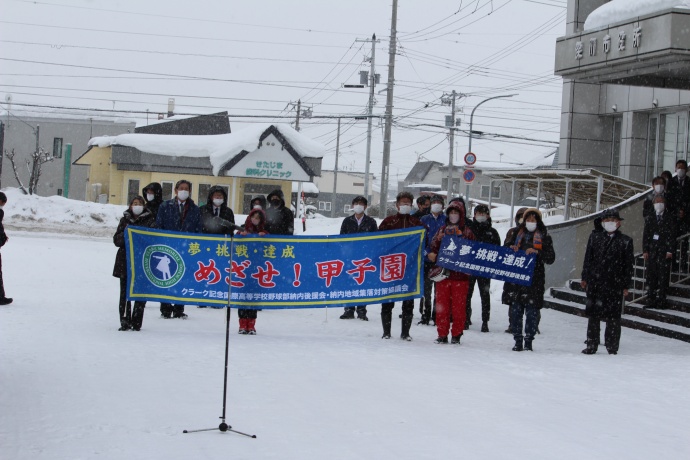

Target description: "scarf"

left=515, top=227, right=543, bottom=250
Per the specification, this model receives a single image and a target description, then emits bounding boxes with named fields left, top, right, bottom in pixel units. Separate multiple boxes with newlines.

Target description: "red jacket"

left=430, top=222, right=475, bottom=281
left=378, top=213, right=425, bottom=231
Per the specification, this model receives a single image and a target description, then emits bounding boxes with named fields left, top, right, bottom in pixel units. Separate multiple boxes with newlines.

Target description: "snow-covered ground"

left=1, top=192, right=689, bottom=460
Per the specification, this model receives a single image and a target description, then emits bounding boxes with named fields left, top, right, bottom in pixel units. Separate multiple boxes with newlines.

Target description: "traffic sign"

left=463, top=169, right=476, bottom=183
left=464, top=152, right=477, bottom=166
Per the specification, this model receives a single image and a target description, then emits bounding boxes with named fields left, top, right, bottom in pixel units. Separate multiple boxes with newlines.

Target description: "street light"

left=465, top=94, right=517, bottom=206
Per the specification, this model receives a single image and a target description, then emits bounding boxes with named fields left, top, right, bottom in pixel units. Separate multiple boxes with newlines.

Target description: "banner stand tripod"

left=183, top=226, right=256, bottom=438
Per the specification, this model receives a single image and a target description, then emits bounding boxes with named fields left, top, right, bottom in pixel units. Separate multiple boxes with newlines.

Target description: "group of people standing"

left=112, top=181, right=293, bottom=332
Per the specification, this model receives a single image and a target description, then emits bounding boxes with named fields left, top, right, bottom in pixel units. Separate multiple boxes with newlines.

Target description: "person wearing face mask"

left=378, top=191, right=426, bottom=340
left=142, top=182, right=163, bottom=218
left=113, top=196, right=156, bottom=331
left=501, top=207, right=528, bottom=333
left=427, top=200, right=475, bottom=344
left=201, top=186, right=236, bottom=235
left=580, top=209, right=634, bottom=355
left=465, top=204, right=501, bottom=333
left=156, top=179, right=203, bottom=319
left=412, top=195, right=431, bottom=218
left=508, top=208, right=555, bottom=351
left=643, top=196, right=677, bottom=309
left=235, top=208, right=269, bottom=334
left=0, top=192, right=12, bottom=305
left=265, top=189, right=294, bottom=235
left=671, top=160, right=690, bottom=272
left=338, top=196, right=378, bottom=321
left=643, top=176, right=670, bottom=219
left=418, top=195, right=447, bottom=325
left=250, top=195, right=267, bottom=211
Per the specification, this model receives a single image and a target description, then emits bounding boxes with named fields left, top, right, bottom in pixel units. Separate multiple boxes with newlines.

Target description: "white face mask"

left=526, top=222, right=538, bottom=232
left=430, top=203, right=443, bottom=214
left=677, top=168, right=687, bottom=178
left=131, top=205, right=144, bottom=216
left=213, top=198, right=224, bottom=207
left=177, top=190, right=190, bottom=201
left=654, top=184, right=664, bottom=193
left=654, top=203, right=665, bottom=214
left=398, top=205, right=411, bottom=215
left=448, top=214, right=460, bottom=224
left=253, top=204, right=262, bottom=210
left=475, top=215, right=488, bottom=223
left=146, top=193, right=155, bottom=202
left=603, top=221, right=618, bottom=233
left=353, top=205, right=365, bottom=215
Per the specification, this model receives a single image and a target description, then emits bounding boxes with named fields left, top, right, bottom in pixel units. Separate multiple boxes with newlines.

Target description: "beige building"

left=74, top=124, right=324, bottom=213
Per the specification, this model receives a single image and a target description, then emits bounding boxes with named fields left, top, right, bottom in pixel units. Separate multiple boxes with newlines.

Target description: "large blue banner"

left=125, top=227, right=425, bottom=308
left=435, top=234, right=536, bottom=286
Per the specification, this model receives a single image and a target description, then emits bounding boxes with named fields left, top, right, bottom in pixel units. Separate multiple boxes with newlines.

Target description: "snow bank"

left=89, top=123, right=326, bottom=176
left=585, top=0, right=690, bottom=31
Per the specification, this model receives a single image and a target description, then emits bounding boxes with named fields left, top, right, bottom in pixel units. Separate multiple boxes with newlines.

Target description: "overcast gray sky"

left=1, top=0, right=567, bottom=183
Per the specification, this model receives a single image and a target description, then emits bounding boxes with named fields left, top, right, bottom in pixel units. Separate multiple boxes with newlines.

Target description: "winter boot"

left=582, top=345, right=597, bottom=355
left=238, top=318, right=248, bottom=335
left=340, top=309, right=355, bottom=319
left=481, top=321, right=489, bottom=333
left=400, top=313, right=413, bottom=341
left=381, top=309, right=392, bottom=339
left=450, top=335, right=462, bottom=344
left=247, top=318, right=257, bottom=335
left=434, top=336, right=448, bottom=344
left=512, top=338, right=523, bottom=352
left=524, top=338, right=533, bottom=351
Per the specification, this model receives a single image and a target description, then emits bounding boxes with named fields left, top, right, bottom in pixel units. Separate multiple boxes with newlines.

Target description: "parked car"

left=517, top=196, right=552, bottom=209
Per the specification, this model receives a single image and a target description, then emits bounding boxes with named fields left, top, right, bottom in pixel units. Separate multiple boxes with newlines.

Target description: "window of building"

left=53, top=138, right=63, bottom=158
left=480, top=185, right=501, bottom=199
left=161, top=181, right=174, bottom=201
left=198, top=183, right=211, bottom=206
left=318, top=201, right=331, bottom=211
left=646, top=116, right=659, bottom=183
left=611, top=117, right=622, bottom=176
left=343, top=204, right=352, bottom=213
left=127, top=179, right=140, bottom=206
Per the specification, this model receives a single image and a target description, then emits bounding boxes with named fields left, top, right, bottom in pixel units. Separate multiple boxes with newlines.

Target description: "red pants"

left=435, top=278, right=469, bottom=338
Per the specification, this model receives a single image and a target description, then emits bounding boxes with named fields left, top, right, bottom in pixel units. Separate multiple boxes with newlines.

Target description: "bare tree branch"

left=4, top=149, right=29, bottom=195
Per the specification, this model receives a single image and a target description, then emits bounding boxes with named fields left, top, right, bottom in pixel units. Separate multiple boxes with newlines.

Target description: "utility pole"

left=441, top=91, right=459, bottom=199
left=355, top=33, right=380, bottom=204
left=295, top=99, right=301, bottom=131
left=379, top=0, right=398, bottom=218
left=331, top=118, right=341, bottom=218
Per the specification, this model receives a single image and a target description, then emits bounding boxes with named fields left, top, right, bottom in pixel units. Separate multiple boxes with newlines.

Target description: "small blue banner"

left=125, top=227, right=425, bottom=308
left=435, top=234, right=535, bottom=286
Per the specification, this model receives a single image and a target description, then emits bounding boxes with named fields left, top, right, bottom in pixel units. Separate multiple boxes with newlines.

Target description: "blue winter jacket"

left=421, top=212, right=446, bottom=262
left=155, top=198, right=203, bottom=233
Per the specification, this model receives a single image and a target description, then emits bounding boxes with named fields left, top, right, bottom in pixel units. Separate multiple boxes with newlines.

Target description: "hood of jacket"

left=142, top=182, right=163, bottom=204
left=267, top=189, right=285, bottom=208
left=250, top=195, right=267, bottom=210
left=445, top=200, right=466, bottom=228
left=206, top=185, right=228, bottom=206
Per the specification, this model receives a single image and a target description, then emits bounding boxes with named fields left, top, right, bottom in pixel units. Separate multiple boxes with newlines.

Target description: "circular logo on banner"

left=464, top=152, right=477, bottom=166
left=142, top=245, right=185, bottom=288
left=463, top=169, right=476, bottom=183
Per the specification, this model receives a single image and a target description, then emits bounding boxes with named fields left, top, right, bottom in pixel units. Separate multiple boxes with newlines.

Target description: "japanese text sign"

left=125, top=227, right=425, bottom=308
left=435, top=234, right=535, bottom=286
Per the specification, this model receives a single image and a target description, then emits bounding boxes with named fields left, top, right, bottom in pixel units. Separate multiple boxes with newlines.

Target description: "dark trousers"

left=0, top=252, right=5, bottom=298
left=343, top=306, right=367, bottom=317
left=160, top=302, right=185, bottom=317
left=238, top=309, right=258, bottom=319
left=419, top=263, right=436, bottom=323
left=119, top=276, right=145, bottom=329
left=647, top=253, right=670, bottom=304
left=381, top=300, right=414, bottom=337
left=510, top=302, right=539, bottom=341
left=586, top=316, right=621, bottom=353
left=466, top=276, right=491, bottom=324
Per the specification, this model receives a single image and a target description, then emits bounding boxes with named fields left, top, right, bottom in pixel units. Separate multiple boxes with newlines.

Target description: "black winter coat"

left=265, top=189, right=294, bottom=235
left=142, top=182, right=164, bottom=218
left=340, top=214, right=378, bottom=235
left=201, top=185, right=236, bottom=234
left=508, top=226, right=556, bottom=309
left=468, top=219, right=501, bottom=246
left=113, top=209, right=156, bottom=278
left=0, top=209, right=7, bottom=248
left=643, top=212, right=677, bottom=256
left=581, top=230, right=634, bottom=318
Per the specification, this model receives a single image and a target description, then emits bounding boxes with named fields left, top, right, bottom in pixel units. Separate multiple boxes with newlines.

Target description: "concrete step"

left=544, top=296, right=690, bottom=343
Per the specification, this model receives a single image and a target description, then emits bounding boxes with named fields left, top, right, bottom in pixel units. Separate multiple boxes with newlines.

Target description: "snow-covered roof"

left=0, top=108, right=136, bottom=124
left=585, top=0, right=690, bottom=31
left=292, top=182, right=320, bottom=194
left=407, top=183, right=442, bottom=188
left=88, top=123, right=325, bottom=176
